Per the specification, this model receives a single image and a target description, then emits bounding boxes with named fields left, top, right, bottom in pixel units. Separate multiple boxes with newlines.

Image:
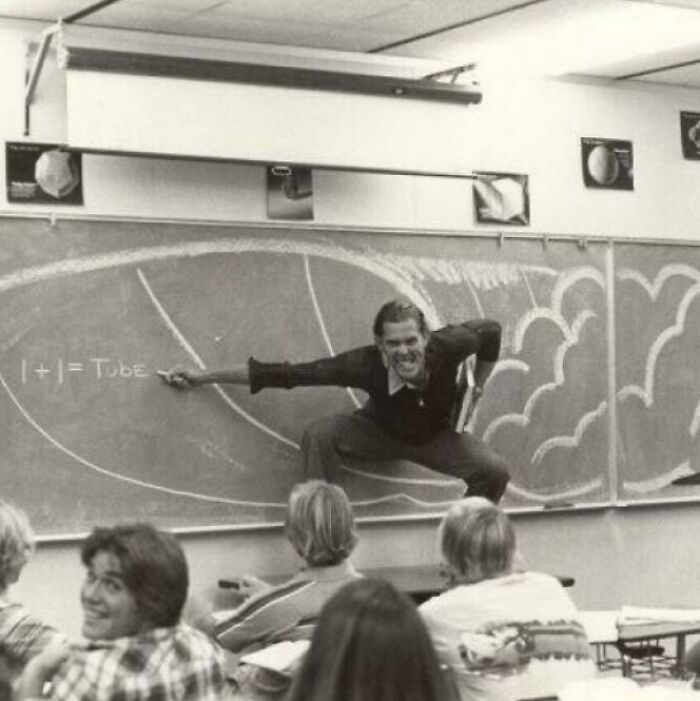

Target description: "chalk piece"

left=543, top=501, right=575, bottom=510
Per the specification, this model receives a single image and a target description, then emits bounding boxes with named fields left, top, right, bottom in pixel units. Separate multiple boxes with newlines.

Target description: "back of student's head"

left=0, top=500, right=34, bottom=592
left=440, top=496, right=515, bottom=584
left=285, top=480, right=357, bottom=567
left=81, top=522, right=188, bottom=627
left=288, top=578, right=452, bottom=701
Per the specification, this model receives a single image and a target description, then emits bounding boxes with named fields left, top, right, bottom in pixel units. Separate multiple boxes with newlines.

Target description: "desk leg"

left=675, top=634, right=687, bottom=679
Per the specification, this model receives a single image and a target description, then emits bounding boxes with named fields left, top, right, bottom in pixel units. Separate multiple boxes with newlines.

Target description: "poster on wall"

left=680, top=110, right=700, bottom=160
left=581, top=137, right=633, bottom=190
left=5, top=142, right=83, bottom=204
left=266, top=165, right=313, bottom=220
left=472, top=171, right=529, bottom=226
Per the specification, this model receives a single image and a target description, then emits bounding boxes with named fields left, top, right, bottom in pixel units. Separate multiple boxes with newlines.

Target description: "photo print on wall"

left=581, top=137, right=633, bottom=190
left=473, top=171, right=529, bottom=226
left=680, top=111, right=700, bottom=160
left=6, top=142, right=83, bottom=204
left=266, top=165, right=313, bottom=220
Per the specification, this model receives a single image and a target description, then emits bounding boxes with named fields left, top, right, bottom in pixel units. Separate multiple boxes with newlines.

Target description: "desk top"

left=580, top=610, right=700, bottom=645
left=219, top=565, right=574, bottom=602
left=618, top=620, right=700, bottom=643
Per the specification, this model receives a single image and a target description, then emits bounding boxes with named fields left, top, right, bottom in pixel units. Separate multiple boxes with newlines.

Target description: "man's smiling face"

left=376, top=318, right=429, bottom=384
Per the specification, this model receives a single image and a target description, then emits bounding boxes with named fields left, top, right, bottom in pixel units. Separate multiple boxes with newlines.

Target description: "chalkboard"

left=616, top=241, right=700, bottom=503
left=0, top=217, right=612, bottom=535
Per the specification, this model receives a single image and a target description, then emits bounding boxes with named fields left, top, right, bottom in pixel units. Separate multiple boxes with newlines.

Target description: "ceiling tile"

left=177, top=14, right=341, bottom=47
left=2, top=0, right=700, bottom=88
left=637, top=63, right=700, bottom=86
left=0, top=0, right=94, bottom=21
left=207, top=0, right=410, bottom=25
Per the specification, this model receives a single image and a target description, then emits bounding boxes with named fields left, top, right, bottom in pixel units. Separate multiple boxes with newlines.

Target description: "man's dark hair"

left=81, top=523, right=188, bottom=628
left=372, top=299, right=429, bottom=338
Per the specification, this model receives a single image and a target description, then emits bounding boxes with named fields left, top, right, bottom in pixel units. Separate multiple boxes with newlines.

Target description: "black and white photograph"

left=681, top=110, right=700, bottom=160
left=6, top=142, right=83, bottom=204
left=266, top=165, right=314, bottom=220
left=473, top=171, right=530, bottom=225
left=581, top=137, right=634, bottom=190
left=2, top=3, right=700, bottom=700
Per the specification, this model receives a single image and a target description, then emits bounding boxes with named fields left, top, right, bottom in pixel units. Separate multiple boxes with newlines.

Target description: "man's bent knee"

left=467, top=461, right=510, bottom=504
left=300, top=414, right=354, bottom=482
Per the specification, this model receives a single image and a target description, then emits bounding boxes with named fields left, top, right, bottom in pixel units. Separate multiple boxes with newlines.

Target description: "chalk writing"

left=19, top=358, right=149, bottom=385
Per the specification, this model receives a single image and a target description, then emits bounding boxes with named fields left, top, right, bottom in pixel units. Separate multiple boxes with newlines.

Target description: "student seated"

left=0, top=500, right=64, bottom=694
left=287, top=577, right=456, bottom=701
left=215, top=480, right=361, bottom=654
left=17, top=523, right=227, bottom=701
left=419, top=497, right=596, bottom=701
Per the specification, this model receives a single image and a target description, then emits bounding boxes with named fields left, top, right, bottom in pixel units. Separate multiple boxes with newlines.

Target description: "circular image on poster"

left=34, top=149, right=81, bottom=199
left=586, top=144, right=620, bottom=186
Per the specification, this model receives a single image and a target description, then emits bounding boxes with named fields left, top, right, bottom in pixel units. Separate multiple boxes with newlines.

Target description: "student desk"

left=219, top=565, right=575, bottom=604
left=616, top=620, right=700, bottom=678
left=582, top=611, right=700, bottom=679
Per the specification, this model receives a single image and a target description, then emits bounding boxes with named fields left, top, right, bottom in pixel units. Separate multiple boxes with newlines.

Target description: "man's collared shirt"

left=248, top=318, right=501, bottom=444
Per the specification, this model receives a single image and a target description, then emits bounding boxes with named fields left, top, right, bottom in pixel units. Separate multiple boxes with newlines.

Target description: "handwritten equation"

left=20, top=358, right=150, bottom=385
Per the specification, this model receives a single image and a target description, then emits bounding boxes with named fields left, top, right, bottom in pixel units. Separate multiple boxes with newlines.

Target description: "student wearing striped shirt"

left=215, top=480, right=361, bottom=655
left=0, top=500, right=64, bottom=695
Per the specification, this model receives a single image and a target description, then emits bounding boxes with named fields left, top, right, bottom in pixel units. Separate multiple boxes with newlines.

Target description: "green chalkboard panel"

left=615, top=241, right=700, bottom=503
left=0, top=217, right=611, bottom=534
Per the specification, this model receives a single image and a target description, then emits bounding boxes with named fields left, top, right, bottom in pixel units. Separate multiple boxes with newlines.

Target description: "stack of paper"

left=577, top=610, right=620, bottom=643
left=240, top=640, right=310, bottom=674
left=619, top=605, right=700, bottom=625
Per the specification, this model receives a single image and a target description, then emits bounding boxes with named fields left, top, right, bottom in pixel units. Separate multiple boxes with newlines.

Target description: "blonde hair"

left=439, top=497, right=514, bottom=584
left=285, top=481, right=357, bottom=567
left=0, top=500, right=35, bottom=592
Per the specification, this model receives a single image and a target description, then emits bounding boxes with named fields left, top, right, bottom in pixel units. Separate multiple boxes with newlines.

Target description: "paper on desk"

left=577, top=610, right=620, bottom=643
left=240, top=640, right=310, bottom=674
left=211, top=607, right=236, bottom=625
left=559, top=677, right=639, bottom=701
left=561, top=678, right=697, bottom=700
left=619, top=605, right=700, bottom=625
left=639, top=683, right=698, bottom=699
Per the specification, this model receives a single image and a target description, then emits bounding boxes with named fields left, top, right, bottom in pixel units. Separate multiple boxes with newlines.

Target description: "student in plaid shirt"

left=17, top=523, right=228, bottom=701
left=0, top=500, right=64, bottom=693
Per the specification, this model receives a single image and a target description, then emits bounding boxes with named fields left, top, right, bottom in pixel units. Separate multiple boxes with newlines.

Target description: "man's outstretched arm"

left=159, top=363, right=250, bottom=389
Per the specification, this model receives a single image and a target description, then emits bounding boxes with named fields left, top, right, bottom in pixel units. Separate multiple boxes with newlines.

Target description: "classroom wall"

left=2, top=20, right=700, bottom=637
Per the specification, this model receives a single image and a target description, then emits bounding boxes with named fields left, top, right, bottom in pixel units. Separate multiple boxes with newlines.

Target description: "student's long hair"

left=287, top=578, right=454, bottom=701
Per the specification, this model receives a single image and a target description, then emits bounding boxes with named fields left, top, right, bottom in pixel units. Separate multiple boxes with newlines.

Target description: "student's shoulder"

left=418, top=585, right=470, bottom=617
